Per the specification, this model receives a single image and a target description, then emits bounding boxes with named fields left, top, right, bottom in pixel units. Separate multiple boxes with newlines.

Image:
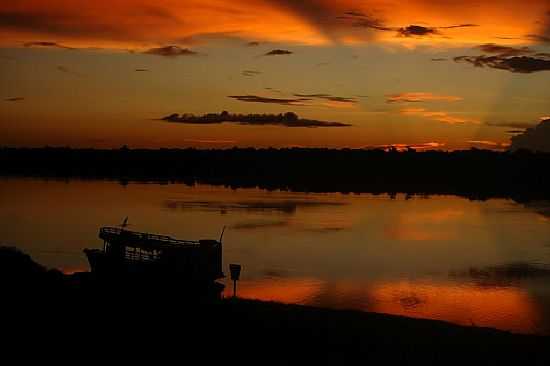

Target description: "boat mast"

left=219, top=226, right=226, bottom=243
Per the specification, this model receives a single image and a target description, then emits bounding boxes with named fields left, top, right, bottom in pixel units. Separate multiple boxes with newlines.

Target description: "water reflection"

left=226, top=277, right=547, bottom=334
left=164, top=199, right=346, bottom=214
left=368, top=280, right=542, bottom=334
left=451, top=262, right=550, bottom=287
left=1, top=177, right=549, bottom=334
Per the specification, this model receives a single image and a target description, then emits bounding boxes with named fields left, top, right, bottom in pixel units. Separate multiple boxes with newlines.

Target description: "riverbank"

left=2, top=246, right=549, bottom=364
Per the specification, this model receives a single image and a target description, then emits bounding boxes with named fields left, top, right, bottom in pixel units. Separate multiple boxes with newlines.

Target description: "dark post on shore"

left=229, top=264, right=242, bottom=297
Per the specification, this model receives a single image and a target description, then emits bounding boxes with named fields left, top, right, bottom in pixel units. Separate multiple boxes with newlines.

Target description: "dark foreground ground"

left=2, top=246, right=549, bottom=365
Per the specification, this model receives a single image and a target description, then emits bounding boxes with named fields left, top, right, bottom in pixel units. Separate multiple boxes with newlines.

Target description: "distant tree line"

left=1, top=147, right=549, bottom=201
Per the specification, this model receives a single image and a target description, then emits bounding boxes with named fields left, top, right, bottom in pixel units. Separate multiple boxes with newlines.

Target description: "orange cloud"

left=387, top=92, right=463, bottom=103
left=0, top=0, right=326, bottom=48
left=0, top=1, right=548, bottom=48
left=401, top=108, right=480, bottom=125
left=182, top=139, right=237, bottom=145
left=466, top=140, right=510, bottom=149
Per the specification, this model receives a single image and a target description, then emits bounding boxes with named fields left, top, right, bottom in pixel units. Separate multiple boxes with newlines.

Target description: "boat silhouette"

left=84, top=227, right=224, bottom=285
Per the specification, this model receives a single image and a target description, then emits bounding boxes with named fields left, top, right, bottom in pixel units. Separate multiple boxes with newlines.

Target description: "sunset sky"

left=1, top=0, right=550, bottom=149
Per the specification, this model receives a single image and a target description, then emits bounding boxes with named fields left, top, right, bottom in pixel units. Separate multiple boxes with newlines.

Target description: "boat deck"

left=99, top=227, right=213, bottom=251
left=87, top=226, right=224, bottom=281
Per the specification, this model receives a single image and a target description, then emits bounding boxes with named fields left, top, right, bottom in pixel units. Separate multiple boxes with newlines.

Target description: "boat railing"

left=99, top=227, right=208, bottom=248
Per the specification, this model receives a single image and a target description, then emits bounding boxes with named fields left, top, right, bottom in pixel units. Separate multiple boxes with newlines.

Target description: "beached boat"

left=84, top=227, right=224, bottom=283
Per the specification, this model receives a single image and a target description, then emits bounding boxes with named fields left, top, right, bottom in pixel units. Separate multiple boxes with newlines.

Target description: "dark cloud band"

left=293, top=93, right=357, bottom=103
left=264, top=49, right=293, bottom=56
left=340, top=11, right=478, bottom=38
left=229, top=95, right=311, bottom=105
left=4, top=97, right=24, bottom=102
left=143, top=46, right=197, bottom=57
left=242, top=70, right=262, bottom=77
left=23, top=41, right=74, bottom=49
left=454, top=43, right=550, bottom=73
left=454, top=55, right=550, bottom=73
left=161, top=111, right=351, bottom=127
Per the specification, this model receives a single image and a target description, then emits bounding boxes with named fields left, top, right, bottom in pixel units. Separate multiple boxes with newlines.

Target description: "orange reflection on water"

left=229, top=276, right=542, bottom=334
left=384, top=225, right=452, bottom=241
left=61, top=267, right=87, bottom=275
left=368, top=280, right=541, bottom=334
left=224, top=278, right=323, bottom=304
left=384, top=208, right=467, bottom=241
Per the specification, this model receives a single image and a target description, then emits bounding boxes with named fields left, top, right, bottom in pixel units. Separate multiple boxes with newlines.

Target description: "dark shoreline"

left=2, top=147, right=550, bottom=201
left=2, top=246, right=549, bottom=364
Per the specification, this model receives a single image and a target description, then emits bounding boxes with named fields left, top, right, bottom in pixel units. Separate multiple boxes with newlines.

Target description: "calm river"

left=1, top=178, right=550, bottom=334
